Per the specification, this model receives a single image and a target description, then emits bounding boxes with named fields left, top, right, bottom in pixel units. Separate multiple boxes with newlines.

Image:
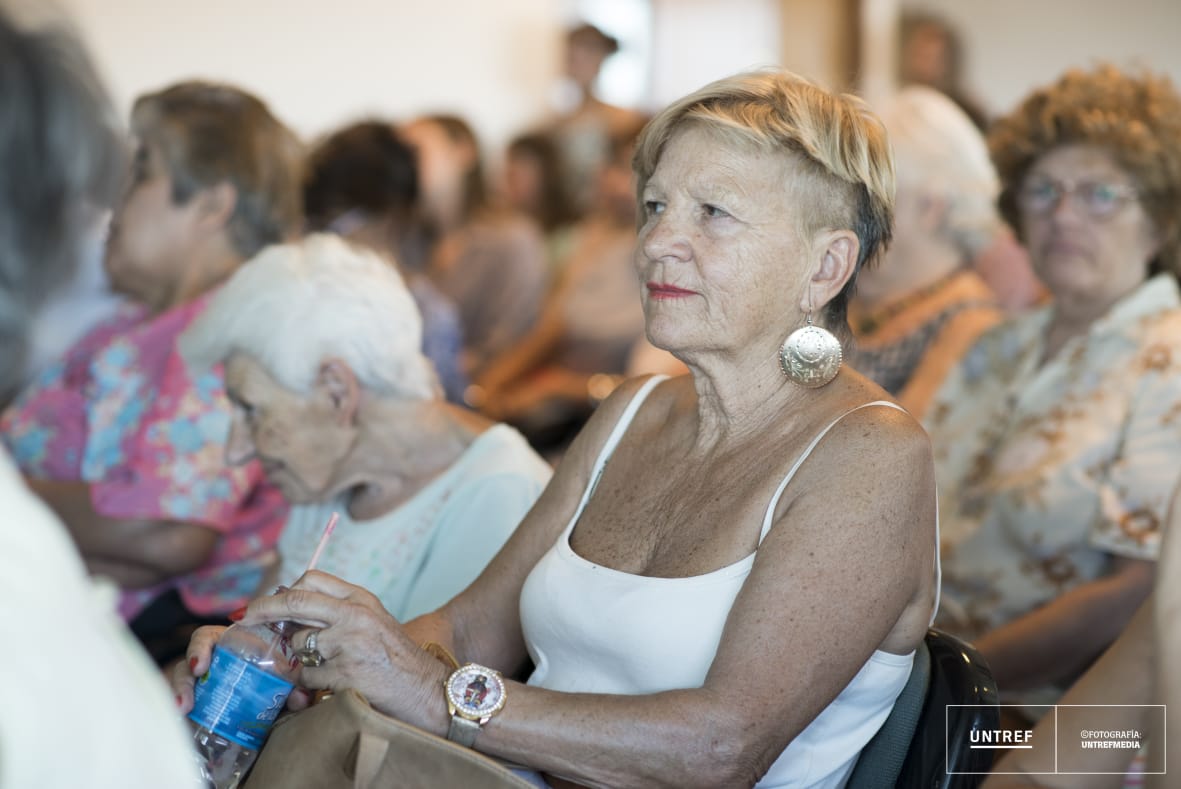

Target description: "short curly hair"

left=989, top=64, right=1181, bottom=277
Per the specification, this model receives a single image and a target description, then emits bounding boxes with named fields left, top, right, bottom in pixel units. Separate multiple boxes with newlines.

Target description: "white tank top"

left=519, top=375, right=941, bottom=788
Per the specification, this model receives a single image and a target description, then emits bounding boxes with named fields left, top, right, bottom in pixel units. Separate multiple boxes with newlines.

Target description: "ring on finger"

left=297, top=629, right=325, bottom=667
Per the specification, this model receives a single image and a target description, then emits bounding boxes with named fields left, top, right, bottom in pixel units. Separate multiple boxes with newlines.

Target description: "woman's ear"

left=195, top=181, right=238, bottom=234
left=805, top=229, right=860, bottom=312
left=315, top=359, right=362, bottom=426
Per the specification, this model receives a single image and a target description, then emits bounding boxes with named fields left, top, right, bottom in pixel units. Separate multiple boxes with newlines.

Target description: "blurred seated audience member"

left=982, top=601, right=1156, bottom=787
left=984, top=476, right=1181, bottom=788
left=927, top=65, right=1181, bottom=712
left=474, top=128, right=646, bottom=452
left=548, top=22, right=647, bottom=215
left=0, top=3, right=196, bottom=784
left=849, top=86, right=1005, bottom=418
left=897, top=17, right=1047, bottom=312
left=180, top=234, right=552, bottom=619
left=22, top=213, right=122, bottom=390
left=1, top=80, right=300, bottom=660
left=898, top=10, right=988, bottom=130
left=502, top=130, right=580, bottom=277
left=303, top=120, right=467, bottom=403
left=402, top=114, right=547, bottom=377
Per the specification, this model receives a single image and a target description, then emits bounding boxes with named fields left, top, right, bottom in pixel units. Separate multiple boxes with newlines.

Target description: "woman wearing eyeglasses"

left=925, top=65, right=1181, bottom=713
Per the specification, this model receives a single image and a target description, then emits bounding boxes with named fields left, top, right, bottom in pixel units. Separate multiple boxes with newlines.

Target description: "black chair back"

left=848, top=628, right=1000, bottom=789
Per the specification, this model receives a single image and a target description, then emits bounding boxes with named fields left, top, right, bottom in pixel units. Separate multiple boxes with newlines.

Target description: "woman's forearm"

left=463, top=683, right=764, bottom=789
left=975, top=558, right=1153, bottom=690
left=87, top=555, right=171, bottom=588
left=27, top=478, right=218, bottom=577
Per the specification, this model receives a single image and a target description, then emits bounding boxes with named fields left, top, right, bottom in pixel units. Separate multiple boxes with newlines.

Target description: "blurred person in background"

left=180, top=233, right=552, bottom=621
left=547, top=22, right=647, bottom=216
left=0, top=3, right=196, bottom=785
left=475, top=125, right=647, bottom=454
left=303, top=119, right=467, bottom=403
left=898, top=11, right=988, bottom=130
left=402, top=114, right=548, bottom=377
left=927, top=64, right=1181, bottom=715
left=849, top=86, right=1004, bottom=418
left=1, top=80, right=301, bottom=663
left=502, top=130, right=581, bottom=278
left=983, top=472, right=1181, bottom=787
left=898, top=12, right=1044, bottom=311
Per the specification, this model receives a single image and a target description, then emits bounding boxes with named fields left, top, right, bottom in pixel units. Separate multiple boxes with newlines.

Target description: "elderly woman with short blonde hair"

left=177, top=71, right=938, bottom=789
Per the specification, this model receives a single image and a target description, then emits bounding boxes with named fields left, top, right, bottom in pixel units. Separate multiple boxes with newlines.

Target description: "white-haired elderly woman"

left=176, top=70, right=939, bottom=789
left=179, top=233, right=552, bottom=621
left=848, top=86, right=1007, bottom=418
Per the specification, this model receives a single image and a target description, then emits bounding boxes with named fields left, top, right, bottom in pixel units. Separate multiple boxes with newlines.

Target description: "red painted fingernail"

left=228, top=606, right=247, bottom=622
left=175, top=694, right=183, bottom=708
left=189, top=657, right=198, bottom=672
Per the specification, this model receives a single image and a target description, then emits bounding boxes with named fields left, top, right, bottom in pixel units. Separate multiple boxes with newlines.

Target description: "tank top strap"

left=756, top=398, right=942, bottom=625
left=563, top=375, right=669, bottom=537
left=757, top=400, right=903, bottom=543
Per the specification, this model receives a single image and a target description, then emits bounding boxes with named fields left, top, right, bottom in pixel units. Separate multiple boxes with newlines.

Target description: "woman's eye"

left=703, top=204, right=730, bottom=219
left=644, top=200, right=665, bottom=216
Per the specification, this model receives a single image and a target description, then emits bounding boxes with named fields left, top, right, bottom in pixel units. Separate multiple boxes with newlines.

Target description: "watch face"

left=446, top=664, right=506, bottom=720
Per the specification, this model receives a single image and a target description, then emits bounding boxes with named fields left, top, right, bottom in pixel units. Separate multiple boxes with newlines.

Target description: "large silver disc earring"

left=778, top=313, right=842, bottom=388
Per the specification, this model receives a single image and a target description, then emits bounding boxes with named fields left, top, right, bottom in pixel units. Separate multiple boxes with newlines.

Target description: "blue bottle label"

left=188, top=645, right=295, bottom=750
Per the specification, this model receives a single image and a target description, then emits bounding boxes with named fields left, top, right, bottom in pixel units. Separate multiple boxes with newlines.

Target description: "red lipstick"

left=646, top=282, right=697, bottom=300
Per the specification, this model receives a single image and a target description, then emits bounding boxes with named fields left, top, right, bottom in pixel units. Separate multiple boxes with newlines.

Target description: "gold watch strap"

left=446, top=714, right=482, bottom=747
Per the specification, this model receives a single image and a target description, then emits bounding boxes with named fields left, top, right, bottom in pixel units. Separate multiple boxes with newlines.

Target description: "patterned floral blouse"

left=925, top=275, right=1181, bottom=640
left=0, top=296, right=288, bottom=622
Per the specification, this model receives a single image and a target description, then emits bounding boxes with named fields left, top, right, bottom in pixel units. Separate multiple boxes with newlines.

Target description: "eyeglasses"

left=1017, top=177, right=1140, bottom=218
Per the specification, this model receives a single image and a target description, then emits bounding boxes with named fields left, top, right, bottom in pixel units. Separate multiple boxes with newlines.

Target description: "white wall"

left=60, top=0, right=786, bottom=157
left=650, top=0, right=781, bottom=109
left=904, top=0, right=1181, bottom=120
left=60, top=0, right=574, bottom=151
left=62, top=0, right=1181, bottom=156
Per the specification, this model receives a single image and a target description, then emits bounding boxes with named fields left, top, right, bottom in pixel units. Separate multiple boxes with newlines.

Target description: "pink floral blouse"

left=1, top=295, right=287, bottom=621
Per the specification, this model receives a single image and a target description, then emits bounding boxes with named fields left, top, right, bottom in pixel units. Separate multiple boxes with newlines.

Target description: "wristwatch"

left=444, top=663, right=507, bottom=747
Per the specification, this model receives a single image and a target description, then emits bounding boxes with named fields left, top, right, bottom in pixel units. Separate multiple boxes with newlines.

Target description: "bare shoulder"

left=807, top=395, right=930, bottom=461
left=782, top=398, right=935, bottom=530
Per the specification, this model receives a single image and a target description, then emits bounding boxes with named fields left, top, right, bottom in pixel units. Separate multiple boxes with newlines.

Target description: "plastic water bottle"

left=188, top=619, right=300, bottom=789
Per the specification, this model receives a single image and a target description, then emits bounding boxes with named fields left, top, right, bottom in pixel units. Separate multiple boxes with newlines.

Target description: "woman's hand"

left=238, top=570, right=451, bottom=732
left=170, top=624, right=317, bottom=716
left=171, top=625, right=226, bottom=714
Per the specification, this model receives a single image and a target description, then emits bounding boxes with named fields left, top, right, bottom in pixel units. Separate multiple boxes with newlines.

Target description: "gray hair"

left=877, top=86, right=1001, bottom=260
left=180, top=233, right=439, bottom=401
left=0, top=2, right=122, bottom=398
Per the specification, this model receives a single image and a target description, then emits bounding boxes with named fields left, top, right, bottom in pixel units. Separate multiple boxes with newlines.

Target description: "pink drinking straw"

left=304, top=512, right=340, bottom=574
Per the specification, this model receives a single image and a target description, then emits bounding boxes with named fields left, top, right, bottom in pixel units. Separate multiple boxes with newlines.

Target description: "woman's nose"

left=640, top=212, right=691, bottom=263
